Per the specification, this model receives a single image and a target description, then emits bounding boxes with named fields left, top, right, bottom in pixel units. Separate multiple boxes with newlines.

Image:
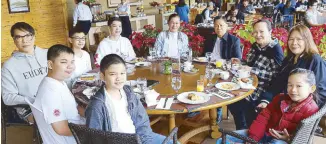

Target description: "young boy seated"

left=85, top=54, right=173, bottom=144
left=65, top=28, right=92, bottom=89
left=33, top=44, right=85, bottom=144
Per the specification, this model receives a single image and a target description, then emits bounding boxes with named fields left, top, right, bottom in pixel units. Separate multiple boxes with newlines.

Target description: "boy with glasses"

left=65, top=28, right=92, bottom=89
left=1, top=22, right=48, bottom=123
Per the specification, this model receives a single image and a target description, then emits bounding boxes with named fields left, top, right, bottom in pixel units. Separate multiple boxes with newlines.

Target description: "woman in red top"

left=216, top=68, right=319, bottom=143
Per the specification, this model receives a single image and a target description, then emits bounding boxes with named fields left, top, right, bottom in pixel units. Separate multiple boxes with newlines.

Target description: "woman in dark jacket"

left=259, top=24, right=326, bottom=108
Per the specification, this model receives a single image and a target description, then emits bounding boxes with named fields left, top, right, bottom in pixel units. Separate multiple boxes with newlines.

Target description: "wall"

left=1, top=0, right=69, bottom=62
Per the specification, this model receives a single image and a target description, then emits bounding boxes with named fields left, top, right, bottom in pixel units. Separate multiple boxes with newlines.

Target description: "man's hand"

left=77, top=105, right=85, bottom=117
left=257, top=102, right=268, bottom=109
left=269, top=128, right=290, bottom=141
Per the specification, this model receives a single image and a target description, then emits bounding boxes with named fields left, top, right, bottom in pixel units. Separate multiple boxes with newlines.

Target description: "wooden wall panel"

left=1, top=0, right=69, bottom=62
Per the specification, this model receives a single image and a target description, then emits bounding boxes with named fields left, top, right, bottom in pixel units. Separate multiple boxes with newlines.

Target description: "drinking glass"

left=205, top=52, right=212, bottom=63
left=148, top=47, right=156, bottom=61
left=205, top=66, right=215, bottom=87
left=137, top=77, right=147, bottom=96
left=197, top=80, right=204, bottom=92
left=171, top=56, right=181, bottom=74
left=171, top=76, right=182, bottom=94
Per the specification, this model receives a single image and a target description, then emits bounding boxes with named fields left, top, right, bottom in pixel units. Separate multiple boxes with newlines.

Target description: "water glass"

left=171, top=76, right=182, bottom=94
left=148, top=47, right=156, bottom=60
left=205, top=67, right=215, bottom=87
left=137, top=77, right=147, bottom=95
left=205, top=52, right=212, bottom=63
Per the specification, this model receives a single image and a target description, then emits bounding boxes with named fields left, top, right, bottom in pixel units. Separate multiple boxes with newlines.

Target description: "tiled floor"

left=3, top=112, right=326, bottom=144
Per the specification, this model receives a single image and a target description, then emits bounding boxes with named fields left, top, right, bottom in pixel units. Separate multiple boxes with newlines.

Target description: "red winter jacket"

left=248, top=94, right=319, bottom=141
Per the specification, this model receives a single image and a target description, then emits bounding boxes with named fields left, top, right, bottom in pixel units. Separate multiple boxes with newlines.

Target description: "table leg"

left=169, top=114, right=176, bottom=133
left=209, top=109, right=222, bottom=139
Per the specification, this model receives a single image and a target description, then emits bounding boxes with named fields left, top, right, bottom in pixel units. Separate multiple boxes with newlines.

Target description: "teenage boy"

left=33, top=44, right=85, bottom=144
left=65, top=28, right=92, bottom=89
left=1, top=22, right=48, bottom=123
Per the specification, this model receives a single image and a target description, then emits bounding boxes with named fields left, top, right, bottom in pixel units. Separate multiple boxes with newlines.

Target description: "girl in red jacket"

left=217, top=68, right=319, bottom=144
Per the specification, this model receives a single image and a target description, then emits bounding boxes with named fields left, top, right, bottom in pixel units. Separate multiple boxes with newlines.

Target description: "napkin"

left=82, top=87, right=99, bottom=98
left=238, top=81, right=256, bottom=90
left=155, top=98, right=174, bottom=109
left=144, top=89, right=160, bottom=107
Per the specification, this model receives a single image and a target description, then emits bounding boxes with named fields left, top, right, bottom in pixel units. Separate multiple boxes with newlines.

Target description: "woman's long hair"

left=287, top=24, right=319, bottom=59
left=178, top=0, right=186, bottom=7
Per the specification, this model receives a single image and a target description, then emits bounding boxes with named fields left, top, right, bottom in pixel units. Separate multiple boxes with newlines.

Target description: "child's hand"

left=257, top=102, right=268, bottom=109
left=77, top=104, right=86, bottom=117
left=269, top=128, right=290, bottom=141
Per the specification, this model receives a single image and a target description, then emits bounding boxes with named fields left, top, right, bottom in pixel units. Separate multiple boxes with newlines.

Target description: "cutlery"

left=163, top=98, right=168, bottom=108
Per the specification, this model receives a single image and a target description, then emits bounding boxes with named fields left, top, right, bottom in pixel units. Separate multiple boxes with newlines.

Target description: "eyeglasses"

left=13, top=33, right=33, bottom=41
left=72, top=37, right=86, bottom=41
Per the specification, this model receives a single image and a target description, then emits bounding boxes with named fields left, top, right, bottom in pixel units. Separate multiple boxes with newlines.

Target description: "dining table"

left=72, top=61, right=258, bottom=143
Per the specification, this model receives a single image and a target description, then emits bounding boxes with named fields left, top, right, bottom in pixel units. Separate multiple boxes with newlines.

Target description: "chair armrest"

left=218, top=128, right=258, bottom=144
left=162, top=127, right=178, bottom=144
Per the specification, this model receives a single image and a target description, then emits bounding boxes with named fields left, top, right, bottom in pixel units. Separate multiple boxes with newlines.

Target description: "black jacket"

left=210, top=32, right=242, bottom=60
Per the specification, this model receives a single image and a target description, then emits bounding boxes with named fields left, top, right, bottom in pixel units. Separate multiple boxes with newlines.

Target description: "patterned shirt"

left=154, top=31, right=189, bottom=58
left=245, top=39, right=284, bottom=102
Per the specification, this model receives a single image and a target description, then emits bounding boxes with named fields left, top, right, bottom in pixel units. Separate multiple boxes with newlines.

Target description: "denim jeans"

left=152, top=132, right=178, bottom=144
left=283, top=15, right=294, bottom=28
left=216, top=129, right=287, bottom=144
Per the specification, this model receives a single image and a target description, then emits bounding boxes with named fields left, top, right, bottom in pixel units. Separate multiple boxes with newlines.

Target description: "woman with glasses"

left=259, top=24, right=326, bottom=109
left=305, top=0, right=326, bottom=27
left=65, top=28, right=92, bottom=89
left=95, top=17, right=136, bottom=66
left=154, top=14, right=189, bottom=58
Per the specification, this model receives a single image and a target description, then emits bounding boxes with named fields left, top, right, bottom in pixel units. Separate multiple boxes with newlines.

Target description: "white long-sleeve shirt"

left=73, top=2, right=93, bottom=27
left=95, top=36, right=136, bottom=66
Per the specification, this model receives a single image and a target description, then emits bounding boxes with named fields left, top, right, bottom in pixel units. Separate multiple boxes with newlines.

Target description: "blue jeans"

left=283, top=15, right=293, bottom=28
left=152, top=132, right=178, bottom=144
left=216, top=129, right=287, bottom=144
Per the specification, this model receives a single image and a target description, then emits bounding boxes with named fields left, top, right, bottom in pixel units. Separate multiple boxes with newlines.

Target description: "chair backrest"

left=68, top=123, right=142, bottom=144
left=291, top=104, right=326, bottom=144
left=194, top=14, right=204, bottom=25
left=162, top=127, right=178, bottom=144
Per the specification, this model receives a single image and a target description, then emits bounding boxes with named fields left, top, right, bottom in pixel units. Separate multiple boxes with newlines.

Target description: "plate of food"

left=215, top=82, right=240, bottom=91
left=193, top=57, right=208, bottom=63
left=177, top=92, right=210, bottom=104
left=128, top=57, right=145, bottom=64
left=183, top=67, right=199, bottom=74
left=78, top=73, right=97, bottom=82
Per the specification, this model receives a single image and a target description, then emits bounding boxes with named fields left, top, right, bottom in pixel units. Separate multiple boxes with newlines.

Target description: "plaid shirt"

left=246, top=40, right=284, bottom=102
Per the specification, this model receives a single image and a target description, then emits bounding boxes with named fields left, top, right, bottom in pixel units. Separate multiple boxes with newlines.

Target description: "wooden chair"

left=218, top=103, right=326, bottom=144
left=68, top=123, right=179, bottom=144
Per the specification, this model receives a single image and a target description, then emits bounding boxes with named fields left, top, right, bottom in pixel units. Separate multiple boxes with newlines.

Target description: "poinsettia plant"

left=309, top=24, right=326, bottom=60
left=230, top=20, right=288, bottom=59
left=130, top=25, right=161, bottom=56
left=180, top=22, right=205, bottom=56
left=130, top=22, right=205, bottom=57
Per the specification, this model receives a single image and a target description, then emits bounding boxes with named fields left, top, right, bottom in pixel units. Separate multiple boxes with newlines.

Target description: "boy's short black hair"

left=10, top=22, right=35, bottom=37
left=47, top=44, right=74, bottom=61
left=108, top=17, right=122, bottom=26
left=100, top=54, right=126, bottom=74
left=69, top=27, right=86, bottom=37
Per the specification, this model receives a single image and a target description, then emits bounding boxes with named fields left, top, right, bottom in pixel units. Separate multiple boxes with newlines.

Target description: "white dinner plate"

left=177, top=92, right=210, bottom=104
left=193, top=57, right=208, bottom=63
left=215, top=82, right=241, bottom=91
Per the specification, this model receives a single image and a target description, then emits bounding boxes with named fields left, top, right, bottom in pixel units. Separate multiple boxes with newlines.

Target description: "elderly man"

left=210, top=16, right=242, bottom=60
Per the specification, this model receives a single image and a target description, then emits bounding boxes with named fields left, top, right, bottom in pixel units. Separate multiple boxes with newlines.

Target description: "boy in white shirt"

left=94, top=17, right=136, bottom=66
left=65, top=28, right=92, bottom=89
left=33, top=44, right=85, bottom=144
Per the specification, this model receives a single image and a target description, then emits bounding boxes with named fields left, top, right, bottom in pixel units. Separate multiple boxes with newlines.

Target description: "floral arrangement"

left=309, top=24, right=326, bottom=59
left=149, top=1, right=161, bottom=7
left=82, top=0, right=96, bottom=6
left=130, top=25, right=161, bottom=56
left=179, top=22, right=205, bottom=56
left=229, top=21, right=288, bottom=59
left=130, top=22, right=205, bottom=57
left=160, top=60, right=172, bottom=74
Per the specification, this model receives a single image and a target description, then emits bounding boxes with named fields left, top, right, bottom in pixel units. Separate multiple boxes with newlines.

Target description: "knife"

left=163, top=98, right=168, bottom=109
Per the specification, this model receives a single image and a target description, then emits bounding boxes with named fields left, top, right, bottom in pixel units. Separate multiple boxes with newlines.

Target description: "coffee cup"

left=219, top=71, right=230, bottom=80
left=183, top=62, right=193, bottom=71
left=236, top=69, right=250, bottom=78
